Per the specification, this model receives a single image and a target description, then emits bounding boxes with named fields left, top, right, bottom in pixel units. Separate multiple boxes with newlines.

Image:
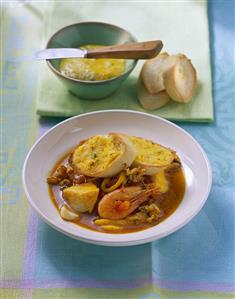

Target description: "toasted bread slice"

left=71, top=133, right=136, bottom=178
left=129, top=136, right=175, bottom=175
left=141, top=52, right=169, bottom=95
left=141, top=53, right=179, bottom=95
left=164, top=55, right=197, bottom=103
left=137, top=77, right=170, bottom=110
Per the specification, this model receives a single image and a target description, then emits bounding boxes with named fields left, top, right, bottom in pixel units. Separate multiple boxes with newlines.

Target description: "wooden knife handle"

left=86, top=40, right=163, bottom=59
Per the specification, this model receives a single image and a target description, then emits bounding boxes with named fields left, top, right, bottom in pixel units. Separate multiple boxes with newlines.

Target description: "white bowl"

left=22, top=110, right=212, bottom=246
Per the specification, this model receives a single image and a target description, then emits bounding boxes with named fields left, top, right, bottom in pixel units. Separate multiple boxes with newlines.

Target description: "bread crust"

left=140, top=52, right=197, bottom=105
left=164, top=55, right=197, bottom=103
left=141, top=52, right=169, bottom=95
left=137, top=77, right=170, bottom=110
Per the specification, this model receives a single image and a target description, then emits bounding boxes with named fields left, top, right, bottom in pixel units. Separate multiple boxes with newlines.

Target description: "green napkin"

left=36, top=1, right=213, bottom=122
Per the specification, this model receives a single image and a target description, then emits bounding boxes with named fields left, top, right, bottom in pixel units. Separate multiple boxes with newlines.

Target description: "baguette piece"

left=141, top=53, right=179, bottom=95
left=71, top=133, right=136, bottom=178
left=164, top=55, right=197, bottom=103
left=137, top=77, right=170, bottom=110
left=129, top=136, right=175, bottom=175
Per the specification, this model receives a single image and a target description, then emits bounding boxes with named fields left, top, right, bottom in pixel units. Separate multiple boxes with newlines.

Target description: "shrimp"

left=98, top=186, right=158, bottom=220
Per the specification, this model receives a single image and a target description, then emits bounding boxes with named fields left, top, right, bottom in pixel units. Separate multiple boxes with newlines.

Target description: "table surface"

left=1, top=1, right=235, bottom=299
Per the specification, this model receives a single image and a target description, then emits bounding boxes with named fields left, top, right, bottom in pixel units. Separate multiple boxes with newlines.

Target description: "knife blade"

left=35, top=48, right=88, bottom=60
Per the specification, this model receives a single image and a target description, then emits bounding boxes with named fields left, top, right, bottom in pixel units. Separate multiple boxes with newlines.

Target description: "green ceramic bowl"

left=46, top=22, right=137, bottom=99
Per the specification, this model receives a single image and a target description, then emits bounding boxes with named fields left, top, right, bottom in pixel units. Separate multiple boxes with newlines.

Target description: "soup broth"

left=48, top=151, right=185, bottom=234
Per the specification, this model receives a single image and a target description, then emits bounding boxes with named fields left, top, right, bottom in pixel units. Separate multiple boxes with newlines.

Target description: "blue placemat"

left=1, top=1, right=235, bottom=298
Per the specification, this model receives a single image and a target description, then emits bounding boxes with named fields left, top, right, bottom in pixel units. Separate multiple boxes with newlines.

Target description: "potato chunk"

left=152, top=170, right=169, bottom=193
left=62, top=183, right=99, bottom=213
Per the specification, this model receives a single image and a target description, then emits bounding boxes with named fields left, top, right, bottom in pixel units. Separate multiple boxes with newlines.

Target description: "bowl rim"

left=46, top=21, right=138, bottom=85
left=22, top=110, right=212, bottom=246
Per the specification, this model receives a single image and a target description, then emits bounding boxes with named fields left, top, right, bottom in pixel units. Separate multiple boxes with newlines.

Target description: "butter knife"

left=35, top=40, right=163, bottom=60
